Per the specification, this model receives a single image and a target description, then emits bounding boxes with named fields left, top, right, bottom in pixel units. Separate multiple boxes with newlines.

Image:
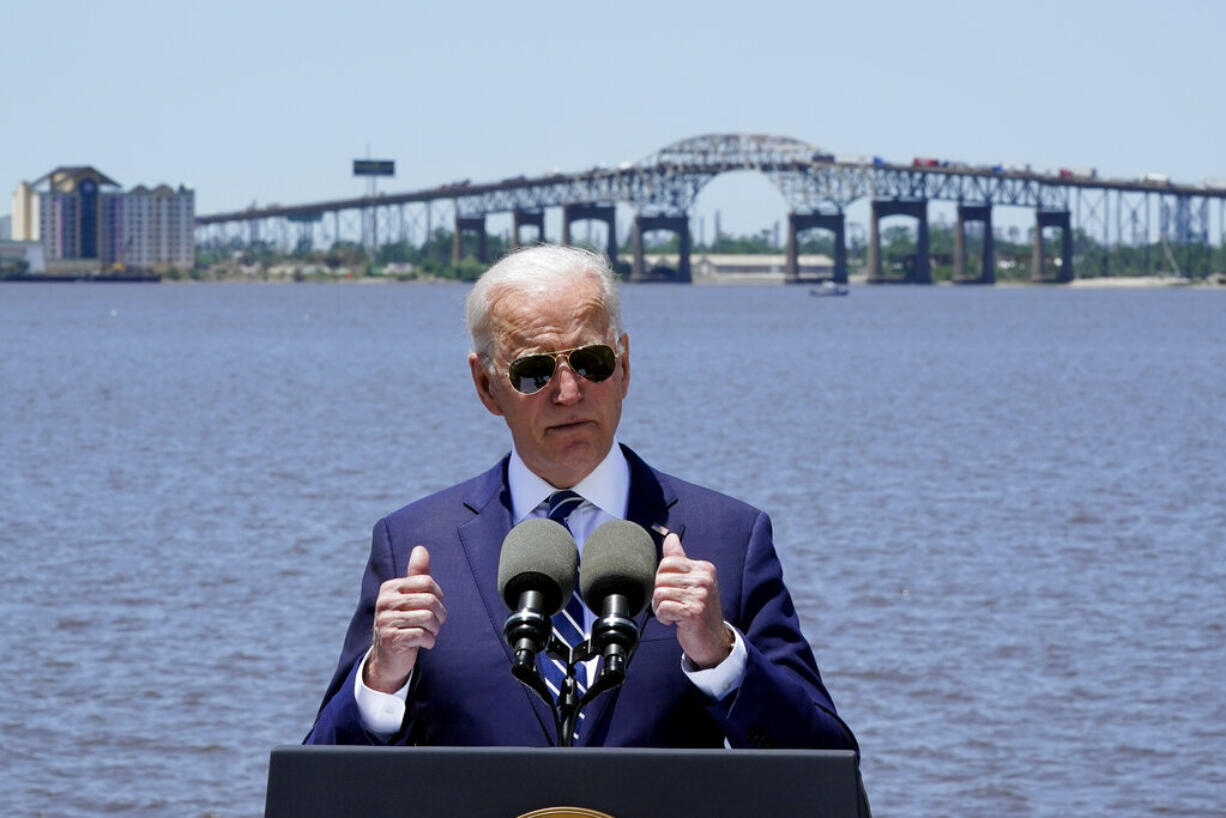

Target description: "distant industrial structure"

left=10, top=167, right=194, bottom=275
left=196, top=133, right=1226, bottom=283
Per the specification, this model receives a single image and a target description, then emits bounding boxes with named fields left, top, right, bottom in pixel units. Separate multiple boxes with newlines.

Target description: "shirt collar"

left=507, top=441, right=630, bottom=523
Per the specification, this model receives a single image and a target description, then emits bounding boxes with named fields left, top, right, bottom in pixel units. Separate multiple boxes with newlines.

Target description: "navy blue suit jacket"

left=306, top=445, right=857, bottom=751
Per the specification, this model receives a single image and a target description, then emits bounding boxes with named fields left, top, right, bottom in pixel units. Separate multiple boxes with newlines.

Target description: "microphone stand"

left=556, top=634, right=633, bottom=748
left=506, top=628, right=637, bottom=747
left=555, top=640, right=583, bottom=748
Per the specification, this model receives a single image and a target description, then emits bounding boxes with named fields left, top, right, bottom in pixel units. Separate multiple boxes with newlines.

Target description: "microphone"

left=579, top=520, right=658, bottom=680
left=497, top=518, right=578, bottom=671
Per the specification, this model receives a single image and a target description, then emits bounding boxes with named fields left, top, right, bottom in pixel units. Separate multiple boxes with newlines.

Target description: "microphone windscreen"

left=497, top=518, right=578, bottom=614
left=579, top=520, right=658, bottom=616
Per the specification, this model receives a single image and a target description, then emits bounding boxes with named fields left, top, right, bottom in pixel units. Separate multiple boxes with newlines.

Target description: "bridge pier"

left=953, top=204, right=995, bottom=284
left=561, top=203, right=618, bottom=264
left=867, top=199, right=930, bottom=283
left=785, top=211, right=847, bottom=284
left=452, top=215, right=487, bottom=265
left=1031, top=210, right=1073, bottom=283
left=631, top=213, right=690, bottom=282
left=511, top=209, right=545, bottom=248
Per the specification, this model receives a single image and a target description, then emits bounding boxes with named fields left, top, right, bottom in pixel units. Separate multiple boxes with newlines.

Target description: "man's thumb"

left=407, top=545, right=431, bottom=577
left=661, top=532, right=686, bottom=559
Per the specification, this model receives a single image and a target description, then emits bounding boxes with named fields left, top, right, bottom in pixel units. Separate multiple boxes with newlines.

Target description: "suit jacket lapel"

left=456, top=457, right=559, bottom=742
left=578, top=445, right=680, bottom=745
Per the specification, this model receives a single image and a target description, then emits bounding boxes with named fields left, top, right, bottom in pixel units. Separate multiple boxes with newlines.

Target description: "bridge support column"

left=1031, top=210, right=1073, bottom=283
left=561, top=203, right=619, bottom=265
left=953, top=204, right=995, bottom=284
left=867, top=199, right=930, bottom=283
left=452, top=215, right=487, bottom=265
left=511, top=209, right=545, bottom=248
left=785, top=211, right=847, bottom=284
left=631, top=213, right=690, bottom=283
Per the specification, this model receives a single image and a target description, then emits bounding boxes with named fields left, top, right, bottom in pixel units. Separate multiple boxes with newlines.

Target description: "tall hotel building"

left=11, top=166, right=194, bottom=273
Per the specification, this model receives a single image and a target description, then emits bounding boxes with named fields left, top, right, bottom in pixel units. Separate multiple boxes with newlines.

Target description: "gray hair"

left=465, top=244, right=623, bottom=363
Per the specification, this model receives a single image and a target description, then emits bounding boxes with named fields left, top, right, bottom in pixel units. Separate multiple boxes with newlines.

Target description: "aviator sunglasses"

left=506, top=343, right=618, bottom=395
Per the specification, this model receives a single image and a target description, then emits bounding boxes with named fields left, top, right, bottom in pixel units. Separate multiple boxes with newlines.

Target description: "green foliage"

left=450, top=258, right=487, bottom=281
left=797, top=234, right=835, bottom=255
left=0, top=256, right=31, bottom=276
left=623, top=233, right=682, bottom=254
left=702, top=229, right=773, bottom=254
left=194, top=246, right=227, bottom=268
left=325, top=241, right=368, bottom=269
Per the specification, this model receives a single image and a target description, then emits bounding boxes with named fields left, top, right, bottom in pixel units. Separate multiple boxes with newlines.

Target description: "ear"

left=469, top=352, right=505, bottom=417
left=617, top=333, right=630, bottom=398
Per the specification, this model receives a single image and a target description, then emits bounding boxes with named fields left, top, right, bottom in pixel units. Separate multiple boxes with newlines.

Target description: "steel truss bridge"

left=195, top=133, right=1226, bottom=283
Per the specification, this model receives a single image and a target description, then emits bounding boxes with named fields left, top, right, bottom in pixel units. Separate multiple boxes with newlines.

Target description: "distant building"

left=0, top=240, right=46, bottom=274
left=11, top=166, right=194, bottom=274
left=0, top=214, right=10, bottom=240
left=692, top=253, right=834, bottom=277
left=641, top=252, right=834, bottom=283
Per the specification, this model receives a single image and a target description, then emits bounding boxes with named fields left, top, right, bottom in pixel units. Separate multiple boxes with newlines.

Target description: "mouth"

left=548, top=419, right=595, bottom=433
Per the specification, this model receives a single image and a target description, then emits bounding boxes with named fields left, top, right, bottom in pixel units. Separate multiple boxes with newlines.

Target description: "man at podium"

left=305, top=245, right=859, bottom=754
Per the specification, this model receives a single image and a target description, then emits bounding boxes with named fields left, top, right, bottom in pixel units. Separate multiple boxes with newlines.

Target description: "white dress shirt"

left=355, top=441, right=747, bottom=736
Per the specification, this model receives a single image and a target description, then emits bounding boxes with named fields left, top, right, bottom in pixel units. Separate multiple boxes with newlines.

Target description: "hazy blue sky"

left=3, top=0, right=1223, bottom=237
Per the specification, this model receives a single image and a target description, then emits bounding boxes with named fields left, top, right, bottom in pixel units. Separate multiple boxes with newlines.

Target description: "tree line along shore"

left=7, top=224, right=1225, bottom=284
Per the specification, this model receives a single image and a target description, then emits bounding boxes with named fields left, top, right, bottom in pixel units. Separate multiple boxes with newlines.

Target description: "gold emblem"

left=516, top=808, right=615, bottom=818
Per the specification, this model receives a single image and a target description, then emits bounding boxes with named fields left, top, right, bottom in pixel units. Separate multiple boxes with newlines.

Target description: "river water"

left=1, top=280, right=1223, bottom=817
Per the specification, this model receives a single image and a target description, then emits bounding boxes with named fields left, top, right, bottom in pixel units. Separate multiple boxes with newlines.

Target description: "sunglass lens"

left=507, top=345, right=617, bottom=394
left=508, top=354, right=556, bottom=394
left=569, top=345, right=616, bottom=382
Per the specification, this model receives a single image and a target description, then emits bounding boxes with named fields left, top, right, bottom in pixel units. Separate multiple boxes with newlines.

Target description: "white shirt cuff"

left=681, top=625, right=747, bottom=700
left=354, top=649, right=410, bottom=737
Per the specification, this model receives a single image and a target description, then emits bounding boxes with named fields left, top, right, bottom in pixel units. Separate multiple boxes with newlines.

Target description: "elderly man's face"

left=469, top=276, right=630, bottom=489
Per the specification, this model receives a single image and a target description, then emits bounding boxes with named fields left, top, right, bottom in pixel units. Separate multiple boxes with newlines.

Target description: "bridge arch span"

left=635, top=133, right=827, bottom=214
left=643, top=133, right=821, bottom=167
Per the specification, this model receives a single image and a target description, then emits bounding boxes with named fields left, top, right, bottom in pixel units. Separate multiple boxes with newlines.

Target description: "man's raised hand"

left=365, top=545, right=447, bottom=693
left=651, top=533, right=734, bottom=670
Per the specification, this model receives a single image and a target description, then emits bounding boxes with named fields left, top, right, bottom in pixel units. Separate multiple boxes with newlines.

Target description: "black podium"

left=265, top=746, right=859, bottom=818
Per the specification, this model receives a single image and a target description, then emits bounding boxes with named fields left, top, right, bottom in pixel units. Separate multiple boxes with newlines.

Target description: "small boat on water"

left=809, top=281, right=849, bottom=297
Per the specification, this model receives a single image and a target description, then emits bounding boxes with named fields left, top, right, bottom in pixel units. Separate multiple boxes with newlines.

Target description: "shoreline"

left=5, top=272, right=1223, bottom=289
left=1064, top=275, right=1200, bottom=288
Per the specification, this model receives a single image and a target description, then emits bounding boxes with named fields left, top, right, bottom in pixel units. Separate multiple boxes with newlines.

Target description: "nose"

left=550, top=358, right=583, bottom=404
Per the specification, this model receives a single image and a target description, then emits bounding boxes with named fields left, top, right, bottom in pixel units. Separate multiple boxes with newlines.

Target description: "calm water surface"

left=1, top=281, right=1223, bottom=817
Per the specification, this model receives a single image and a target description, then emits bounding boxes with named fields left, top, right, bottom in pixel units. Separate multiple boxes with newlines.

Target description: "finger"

left=652, top=596, right=688, bottom=625
left=657, top=534, right=691, bottom=574
left=407, top=545, right=431, bottom=577
left=651, top=593, right=675, bottom=623
left=654, top=570, right=713, bottom=589
left=661, top=532, right=686, bottom=560
left=377, top=608, right=444, bottom=636
left=379, top=574, right=444, bottom=600
left=653, top=582, right=707, bottom=601
left=377, top=591, right=448, bottom=619
left=653, top=582, right=693, bottom=618
left=376, top=625, right=438, bottom=652
left=653, top=585, right=713, bottom=612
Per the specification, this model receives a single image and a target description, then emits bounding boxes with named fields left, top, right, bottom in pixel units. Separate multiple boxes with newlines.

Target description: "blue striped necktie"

left=543, top=490, right=588, bottom=737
